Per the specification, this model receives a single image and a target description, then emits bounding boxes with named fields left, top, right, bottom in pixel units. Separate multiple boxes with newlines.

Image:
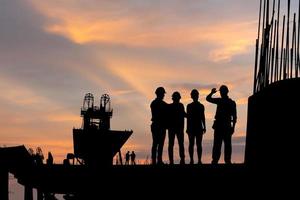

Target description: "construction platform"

left=1, top=146, right=297, bottom=200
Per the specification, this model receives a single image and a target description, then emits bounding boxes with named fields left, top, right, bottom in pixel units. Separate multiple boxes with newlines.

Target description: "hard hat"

left=219, top=85, right=229, bottom=94
left=172, top=91, right=181, bottom=99
left=155, top=87, right=166, bottom=95
left=191, top=89, right=199, bottom=96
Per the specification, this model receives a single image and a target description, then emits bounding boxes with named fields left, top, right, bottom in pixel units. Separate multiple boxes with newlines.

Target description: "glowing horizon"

left=0, top=0, right=260, bottom=165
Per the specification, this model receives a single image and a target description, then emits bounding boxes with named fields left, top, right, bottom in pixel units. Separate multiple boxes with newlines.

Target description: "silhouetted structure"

left=168, top=91, right=185, bottom=165
left=73, top=93, right=132, bottom=166
left=253, top=0, right=300, bottom=93
left=1, top=146, right=250, bottom=199
left=186, top=89, right=206, bottom=165
left=207, top=86, right=237, bottom=164
left=150, top=87, right=168, bottom=165
left=246, top=0, right=300, bottom=169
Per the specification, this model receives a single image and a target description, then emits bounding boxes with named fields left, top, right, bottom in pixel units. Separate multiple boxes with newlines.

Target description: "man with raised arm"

left=206, top=85, right=237, bottom=164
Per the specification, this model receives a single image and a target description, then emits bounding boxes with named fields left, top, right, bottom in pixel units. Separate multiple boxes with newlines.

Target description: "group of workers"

left=150, top=85, right=237, bottom=165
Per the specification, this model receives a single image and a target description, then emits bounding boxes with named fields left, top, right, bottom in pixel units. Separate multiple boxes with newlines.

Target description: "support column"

left=37, top=189, right=43, bottom=200
left=0, top=169, right=9, bottom=200
left=24, top=186, right=33, bottom=200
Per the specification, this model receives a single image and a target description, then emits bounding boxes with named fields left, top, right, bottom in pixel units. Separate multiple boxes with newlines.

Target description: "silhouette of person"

left=150, top=87, right=168, bottom=165
left=168, top=91, right=186, bottom=165
left=35, top=147, right=44, bottom=165
left=186, top=89, right=206, bottom=164
left=131, top=151, right=136, bottom=165
left=125, top=151, right=130, bottom=165
left=46, top=152, right=54, bottom=165
left=206, top=85, right=237, bottom=164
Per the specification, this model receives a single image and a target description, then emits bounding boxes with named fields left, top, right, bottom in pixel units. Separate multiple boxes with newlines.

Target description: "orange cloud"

left=29, top=0, right=256, bottom=62
left=236, top=97, right=249, bottom=105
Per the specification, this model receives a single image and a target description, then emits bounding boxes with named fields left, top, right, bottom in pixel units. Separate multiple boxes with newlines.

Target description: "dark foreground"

left=2, top=163, right=298, bottom=199
left=1, top=146, right=299, bottom=199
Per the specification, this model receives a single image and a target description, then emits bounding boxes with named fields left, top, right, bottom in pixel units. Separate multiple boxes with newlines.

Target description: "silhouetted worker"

left=35, top=147, right=44, bottom=165
left=186, top=89, right=206, bottom=164
left=150, top=87, right=168, bottom=165
left=46, top=152, right=54, bottom=165
left=125, top=151, right=130, bottom=165
left=131, top=151, right=136, bottom=165
left=206, top=85, right=237, bottom=164
left=168, top=91, right=186, bottom=165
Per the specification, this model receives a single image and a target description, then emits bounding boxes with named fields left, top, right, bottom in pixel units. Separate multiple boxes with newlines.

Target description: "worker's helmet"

left=155, top=87, right=166, bottom=95
left=172, top=91, right=181, bottom=100
left=219, top=85, right=229, bottom=95
left=191, top=89, right=199, bottom=97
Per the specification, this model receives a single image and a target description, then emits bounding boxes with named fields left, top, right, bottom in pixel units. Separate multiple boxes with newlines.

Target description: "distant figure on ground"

left=186, top=89, right=206, bottom=164
left=46, top=152, right=54, bottom=165
left=131, top=151, right=136, bottom=165
left=150, top=87, right=168, bottom=165
left=63, top=157, right=70, bottom=166
left=206, top=85, right=237, bottom=164
left=125, top=151, right=130, bottom=165
left=168, top=91, right=186, bottom=165
left=35, top=147, right=44, bottom=165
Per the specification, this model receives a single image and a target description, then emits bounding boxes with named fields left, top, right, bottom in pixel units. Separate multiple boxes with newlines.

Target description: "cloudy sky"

left=0, top=0, right=267, bottom=169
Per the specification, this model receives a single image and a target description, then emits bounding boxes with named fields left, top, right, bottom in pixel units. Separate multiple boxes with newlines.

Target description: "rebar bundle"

left=254, top=0, right=300, bottom=93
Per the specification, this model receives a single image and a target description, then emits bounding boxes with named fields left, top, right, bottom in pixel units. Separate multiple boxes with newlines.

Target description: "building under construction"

left=1, top=0, right=300, bottom=199
left=245, top=0, right=300, bottom=167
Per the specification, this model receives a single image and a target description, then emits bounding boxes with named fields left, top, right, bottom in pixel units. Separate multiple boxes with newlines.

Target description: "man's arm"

left=206, top=88, right=219, bottom=104
left=231, top=101, right=237, bottom=134
left=202, top=105, right=206, bottom=133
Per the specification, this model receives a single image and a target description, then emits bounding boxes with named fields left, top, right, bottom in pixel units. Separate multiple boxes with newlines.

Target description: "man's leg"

left=212, top=131, right=222, bottom=164
left=151, top=124, right=158, bottom=165
left=224, top=134, right=232, bottom=164
left=196, top=133, right=203, bottom=164
left=177, top=130, right=185, bottom=164
left=157, top=128, right=166, bottom=164
left=188, top=134, right=195, bottom=164
left=168, top=130, right=175, bottom=164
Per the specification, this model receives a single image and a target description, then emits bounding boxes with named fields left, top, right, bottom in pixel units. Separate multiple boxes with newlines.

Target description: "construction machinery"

left=73, top=93, right=132, bottom=166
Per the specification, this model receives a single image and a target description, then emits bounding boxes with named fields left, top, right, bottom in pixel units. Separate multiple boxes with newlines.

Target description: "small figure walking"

left=46, top=152, right=54, bottom=165
left=130, top=151, right=136, bottom=165
left=125, top=151, right=130, bottom=165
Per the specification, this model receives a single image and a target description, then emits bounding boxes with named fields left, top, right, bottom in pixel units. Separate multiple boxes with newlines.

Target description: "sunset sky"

left=0, top=0, right=267, bottom=167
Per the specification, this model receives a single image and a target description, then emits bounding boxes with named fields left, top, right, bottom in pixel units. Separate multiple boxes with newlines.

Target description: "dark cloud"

left=0, top=0, right=135, bottom=108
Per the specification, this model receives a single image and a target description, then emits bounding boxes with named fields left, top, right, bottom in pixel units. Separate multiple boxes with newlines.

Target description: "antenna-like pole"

left=285, top=0, right=291, bottom=80
left=280, top=15, right=286, bottom=80
left=254, top=0, right=263, bottom=93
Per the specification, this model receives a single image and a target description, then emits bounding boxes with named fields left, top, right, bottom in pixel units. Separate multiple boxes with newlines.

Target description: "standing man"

left=206, top=85, right=237, bottom=164
left=130, top=151, right=136, bottom=165
left=186, top=89, right=206, bottom=165
left=150, top=87, right=168, bottom=165
left=125, top=151, right=130, bottom=165
left=168, top=91, right=186, bottom=165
